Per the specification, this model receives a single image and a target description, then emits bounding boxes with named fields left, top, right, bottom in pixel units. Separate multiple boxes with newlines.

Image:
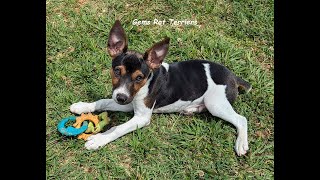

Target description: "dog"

left=70, top=20, right=251, bottom=156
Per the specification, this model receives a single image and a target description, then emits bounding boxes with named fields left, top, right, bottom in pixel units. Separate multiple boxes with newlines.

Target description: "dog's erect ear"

left=107, top=20, right=128, bottom=59
left=144, top=37, right=170, bottom=70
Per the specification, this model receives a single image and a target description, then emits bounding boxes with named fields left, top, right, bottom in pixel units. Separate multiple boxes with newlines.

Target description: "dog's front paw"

left=235, top=135, right=249, bottom=156
left=70, top=102, right=95, bottom=114
left=85, top=133, right=109, bottom=150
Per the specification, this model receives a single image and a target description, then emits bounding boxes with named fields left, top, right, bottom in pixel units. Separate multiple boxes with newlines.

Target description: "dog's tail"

left=236, top=76, right=252, bottom=94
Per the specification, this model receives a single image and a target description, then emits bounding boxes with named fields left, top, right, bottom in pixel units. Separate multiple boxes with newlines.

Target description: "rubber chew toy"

left=57, top=116, right=88, bottom=136
left=57, top=112, right=110, bottom=140
left=77, top=112, right=110, bottom=140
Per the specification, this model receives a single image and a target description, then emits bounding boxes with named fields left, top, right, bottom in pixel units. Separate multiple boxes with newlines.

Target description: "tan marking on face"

left=110, top=65, right=126, bottom=87
left=117, top=65, right=127, bottom=76
left=130, top=70, right=147, bottom=97
left=110, top=69, right=119, bottom=87
left=131, top=70, right=143, bottom=81
left=131, top=78, right=148, bottom=97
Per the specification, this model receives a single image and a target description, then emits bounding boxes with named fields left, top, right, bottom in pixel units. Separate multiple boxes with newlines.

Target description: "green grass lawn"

left=46, top=0, right=274, bottom=179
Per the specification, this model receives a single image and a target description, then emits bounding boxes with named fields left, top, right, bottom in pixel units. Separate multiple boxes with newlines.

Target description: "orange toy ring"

left=73, top=113, right=99, bottom=129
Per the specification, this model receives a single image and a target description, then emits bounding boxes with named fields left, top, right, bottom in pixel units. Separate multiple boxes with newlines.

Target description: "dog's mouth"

left=113, top=96, right=133, bottom=105
left=115, top=99, right=132, bottom=105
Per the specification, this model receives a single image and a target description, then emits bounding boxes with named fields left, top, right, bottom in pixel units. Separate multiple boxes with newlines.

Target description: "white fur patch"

left=161, top=62, right=169, bottom=72
left=202, top=63, right=215, bottom=89
left=112, top=84, right=130, bottom=102
left=153, top=97, right=205, bottom=113
left=70, top=102, right=96, bottom=114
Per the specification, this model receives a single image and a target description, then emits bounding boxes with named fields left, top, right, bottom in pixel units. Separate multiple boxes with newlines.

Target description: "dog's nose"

left=116, top=93, right=128, bottom=103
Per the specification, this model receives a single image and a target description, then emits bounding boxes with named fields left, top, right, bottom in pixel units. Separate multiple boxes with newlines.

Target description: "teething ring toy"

left=57, top=116, right=88, bottom=136
left=73, top=113, right=100, bottom=140
left=73, top=113, right=99, bottom=128
left=57, top=112, right=111, bottom=141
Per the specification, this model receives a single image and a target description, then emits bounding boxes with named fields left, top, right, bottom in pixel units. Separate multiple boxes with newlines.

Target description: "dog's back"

left=149, top=60, right=251, bottom=110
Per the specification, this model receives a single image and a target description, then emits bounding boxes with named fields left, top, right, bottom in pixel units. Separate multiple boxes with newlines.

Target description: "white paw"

left=235, top=135, right=249, bottom=156
left=85, top=133, right=109, bottom=150
left=70, top=102, right=94, bottom=114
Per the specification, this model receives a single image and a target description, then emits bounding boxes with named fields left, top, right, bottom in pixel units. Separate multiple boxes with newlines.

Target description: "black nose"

left=116, top=93, right=128, bottom=103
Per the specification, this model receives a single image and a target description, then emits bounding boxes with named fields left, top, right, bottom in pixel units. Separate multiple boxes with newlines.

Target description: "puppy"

left=70, top=20, right=251, bottom=156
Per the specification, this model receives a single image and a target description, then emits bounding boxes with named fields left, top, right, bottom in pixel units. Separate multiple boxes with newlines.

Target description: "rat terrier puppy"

left=70, top=20, right=251, bottom=156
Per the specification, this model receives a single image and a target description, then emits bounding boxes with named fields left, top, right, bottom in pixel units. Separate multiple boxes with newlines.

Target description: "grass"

left=46, top=0, right=274, bottom=179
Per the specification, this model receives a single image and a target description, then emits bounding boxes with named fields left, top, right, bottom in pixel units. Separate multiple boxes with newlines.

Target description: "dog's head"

left=107, top=20, right=170, bottom=105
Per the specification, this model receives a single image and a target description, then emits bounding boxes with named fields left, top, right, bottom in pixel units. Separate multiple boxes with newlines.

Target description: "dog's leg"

left=204, top=85, right=249, bottom=156
left=70, top=99, right=133, bottom=114
left=84, top=106, right=152, bottom=150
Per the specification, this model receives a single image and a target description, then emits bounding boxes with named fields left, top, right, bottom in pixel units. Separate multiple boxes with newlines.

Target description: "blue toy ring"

left=57, top=116, right=88, bottom=136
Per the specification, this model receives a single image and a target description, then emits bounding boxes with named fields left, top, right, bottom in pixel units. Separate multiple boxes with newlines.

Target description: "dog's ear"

left=144, top=37, right=170, bottom=70
left=107, top=20, right=128, bottom=59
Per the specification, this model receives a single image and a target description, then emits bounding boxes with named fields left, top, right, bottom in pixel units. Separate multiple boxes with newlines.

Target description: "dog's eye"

left=114, top=68, right=120, bottom=76
left=135, top=75, right=143, bottom=82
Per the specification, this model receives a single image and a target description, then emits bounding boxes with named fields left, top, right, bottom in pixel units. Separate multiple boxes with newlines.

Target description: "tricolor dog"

left=70, top=20, right=251, bottom=156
